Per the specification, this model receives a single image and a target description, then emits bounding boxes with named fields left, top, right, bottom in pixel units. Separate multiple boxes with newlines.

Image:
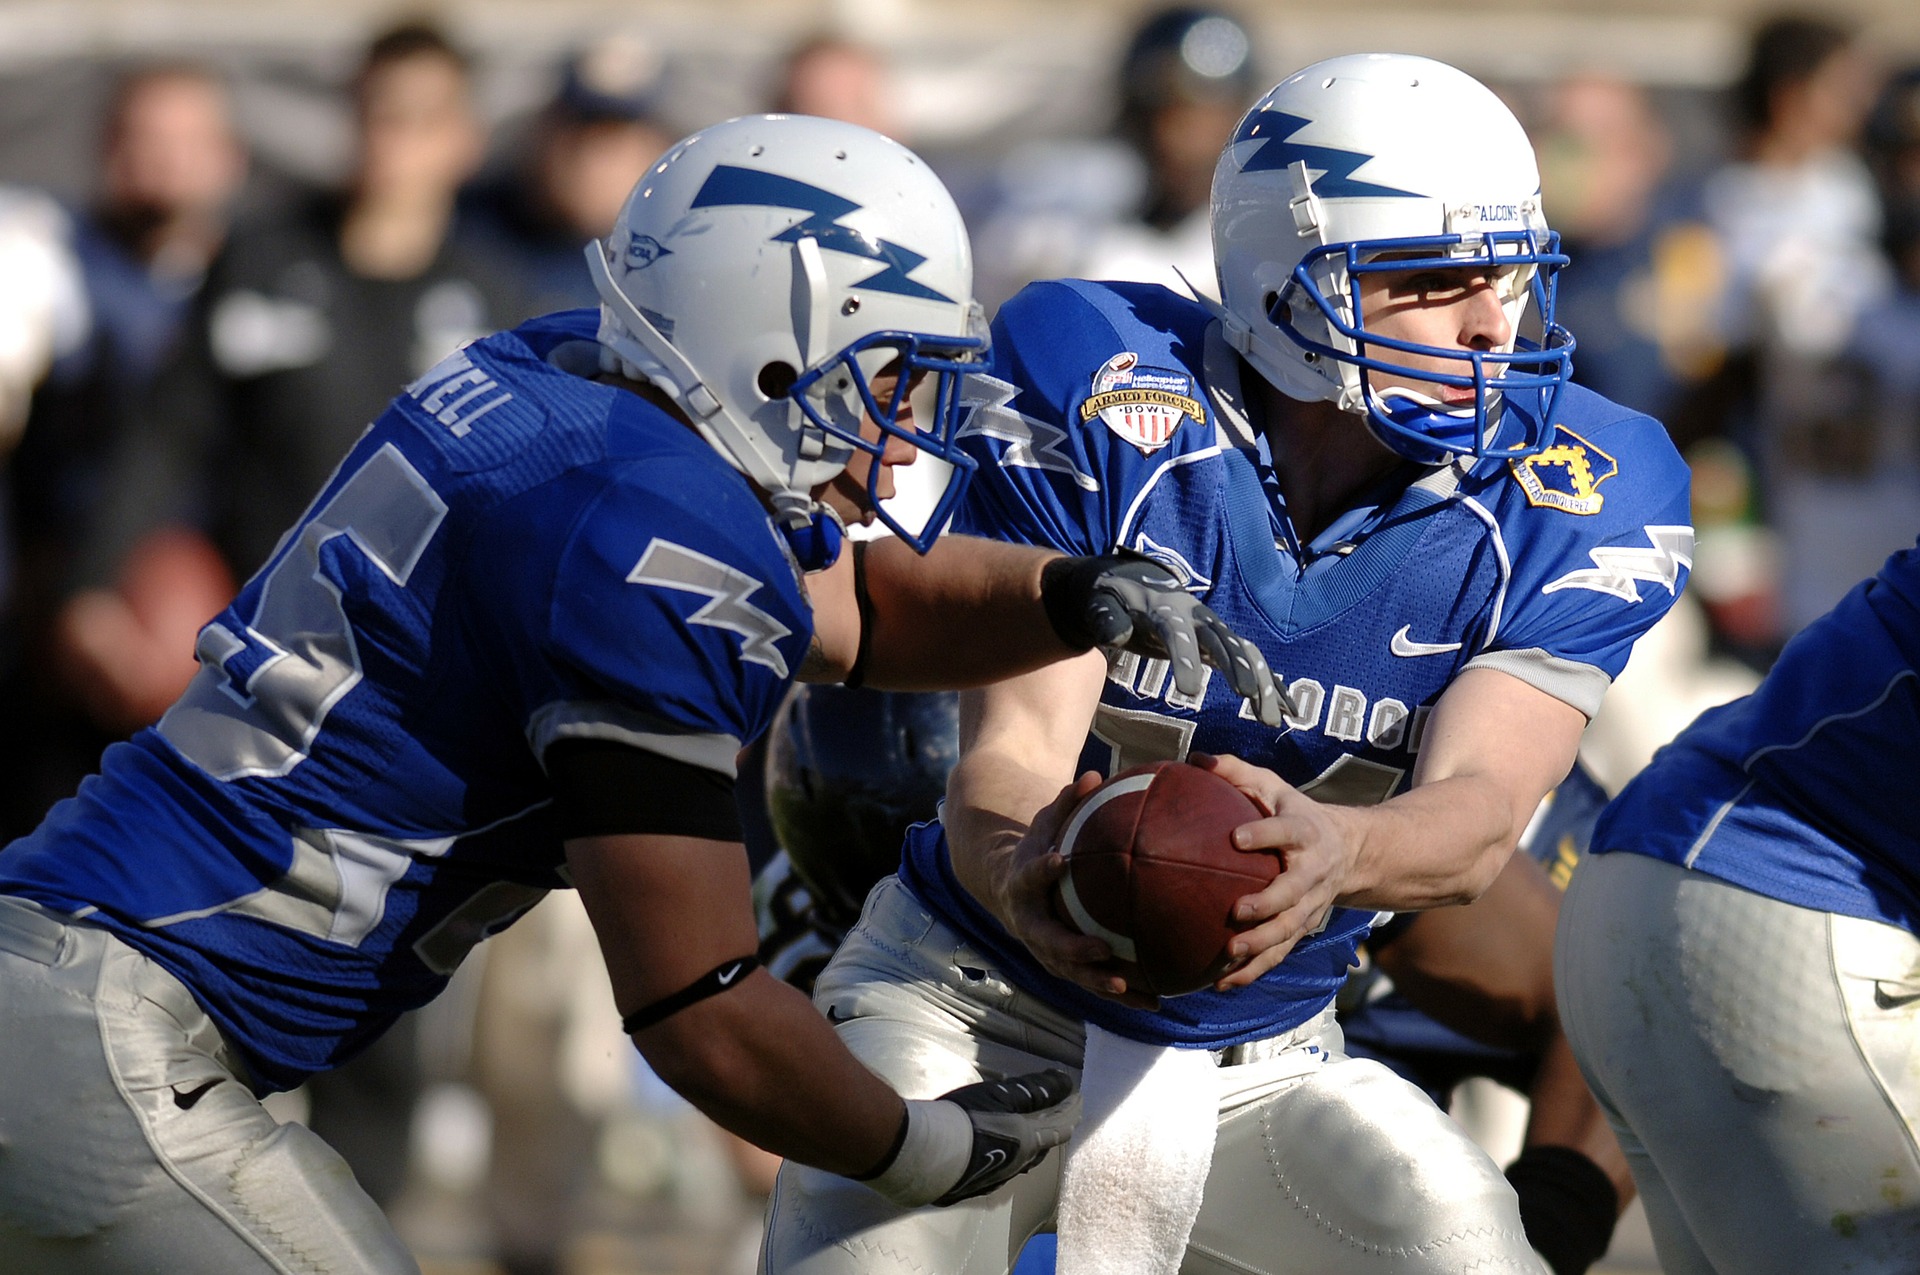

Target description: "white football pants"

left=0, top=895, right=418, bottom=1273
left=760, top=876, right=1544, bottom=1274
left=1556, top=852, right=1920, bottom=1273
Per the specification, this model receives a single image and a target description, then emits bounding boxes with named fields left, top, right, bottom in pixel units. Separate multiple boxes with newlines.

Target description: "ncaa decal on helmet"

left=586, top=114, right=988, bottom=564
left=1207, top=54, right=1574, bottom=464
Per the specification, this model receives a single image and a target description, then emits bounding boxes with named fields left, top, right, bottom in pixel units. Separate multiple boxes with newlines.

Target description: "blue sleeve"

left=530, top=468, right=811, bottom=777
left=952, top=280, right=1210, bottom=557
left=1475, top=401, right=1694, bottom=703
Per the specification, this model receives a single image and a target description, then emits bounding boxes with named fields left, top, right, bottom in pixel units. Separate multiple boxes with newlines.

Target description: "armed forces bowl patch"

left=1079, top=352, right=1205, bottom=454
left=1510, top=426, right=1617, bottom=515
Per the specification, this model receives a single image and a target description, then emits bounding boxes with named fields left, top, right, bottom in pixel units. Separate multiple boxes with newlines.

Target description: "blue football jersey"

left=901, top=280, right=1692, bottom=1049
left=1594, top=539, right=1920, bottom=932
left=0, top=309, right=814, bottom=1090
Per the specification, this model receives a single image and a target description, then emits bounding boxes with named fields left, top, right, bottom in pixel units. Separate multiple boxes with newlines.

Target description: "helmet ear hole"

left=757, top=361, right=799, bottom=400
left=1262, top=291, right=1283, bottom=323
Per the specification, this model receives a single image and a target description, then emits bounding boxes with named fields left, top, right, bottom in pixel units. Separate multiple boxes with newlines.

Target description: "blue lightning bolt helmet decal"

left=691, top=166, right=954, bottom=303
left=588, top=115, right=985, bottom=562
left=1232, top=110, right=1418, bottom=199
left=1209, top=55, right=1577, bottom=465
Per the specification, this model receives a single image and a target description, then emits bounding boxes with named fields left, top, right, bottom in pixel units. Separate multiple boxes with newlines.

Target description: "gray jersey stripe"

left=1463, top=648, right=1610, bottom=718
left=528, top=700, right=742, bottom=777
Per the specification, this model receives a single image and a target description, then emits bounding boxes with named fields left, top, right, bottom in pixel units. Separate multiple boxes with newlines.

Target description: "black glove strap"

left=1038, top=554, right=1111, bottom=651
left=620, top=954, right=761, bottom=1035
left=1505, top=1144, right=1619, bottom=1275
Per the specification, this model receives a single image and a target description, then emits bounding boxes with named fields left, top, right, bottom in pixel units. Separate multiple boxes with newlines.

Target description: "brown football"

left=1054, top=761, right=1279, bottom=997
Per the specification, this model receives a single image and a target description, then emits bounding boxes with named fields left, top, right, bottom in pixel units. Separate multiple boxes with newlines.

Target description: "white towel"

left=1055, top=1023, right=1220, bottom=1275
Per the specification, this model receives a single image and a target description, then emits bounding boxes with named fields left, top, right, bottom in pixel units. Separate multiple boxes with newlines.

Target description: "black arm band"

left=1038, top=554, right=1103, bottom=651
left=1505, top=1144, right=1620, bottom=1275
left=620, top=954, right=761, bottom=1035
left=548, top=739, right=741, bottom=842
left=843, top=539, right=876, bottom=689
left=850, top=1103, right=914, bottom=1181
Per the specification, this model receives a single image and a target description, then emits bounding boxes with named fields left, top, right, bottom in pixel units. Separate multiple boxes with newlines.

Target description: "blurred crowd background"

left=2, top=1, right=1919, bottom=1272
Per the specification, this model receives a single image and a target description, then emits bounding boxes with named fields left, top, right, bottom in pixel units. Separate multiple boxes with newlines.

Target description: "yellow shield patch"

left=1510, top=427, right=1618, bottom=515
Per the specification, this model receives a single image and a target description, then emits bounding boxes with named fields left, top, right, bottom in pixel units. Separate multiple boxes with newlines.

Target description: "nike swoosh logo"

left=172, top=1079, right=220, bottom=1110
left=1874, top=984, right=1920, bottom=1010
left=717, top=961, right=746, bottom=985
left=955, top=1147, right=1009, bottom=1192
left=1390, top=625, right=1464, bottom=658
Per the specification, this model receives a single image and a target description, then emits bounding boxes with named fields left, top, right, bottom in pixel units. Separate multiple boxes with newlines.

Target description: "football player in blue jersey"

left=752, top=687, right=1623, bottom=1274
left=1557, top=540, right=1920, bottom=1274
left=0, top=114, right=1288, bottom=1273
left=763, top=54, right=1693, bottom=1275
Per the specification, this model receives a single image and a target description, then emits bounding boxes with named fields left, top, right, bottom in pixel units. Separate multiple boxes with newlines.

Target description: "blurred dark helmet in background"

left=765, top=685, right=960, bottom=930
left=1116, top=7, right=1258, bottom=143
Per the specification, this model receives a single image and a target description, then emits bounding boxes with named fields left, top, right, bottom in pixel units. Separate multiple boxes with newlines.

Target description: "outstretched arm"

left=1199, top=666, right=1587, bottom=988
left=567, top=831, right=904, bottom=1176
left=567, top=828, right=1077, bottom=1204
left=802, top=537, right=1285, bottom=725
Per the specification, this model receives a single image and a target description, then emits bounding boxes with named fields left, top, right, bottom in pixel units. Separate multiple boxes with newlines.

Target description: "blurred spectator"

left=11, top=65, right=243, bottom=603
left=1868, top=65, right=1920, bottom=230
left=1702, top=15, right=1899, bottom=641
left=1084, top=6, right=1257, bottom=288
left=1816, top=65, right=1920, bottom=629
left=1706, top=15, right=1889, bottom=360
left=0, top=65, right=242, bottom=838
left=773, top=33, right=899, bottom=138
left=64, top=21, right=525, bottom=623
left=1537, top=74, right=1725, bottom=427
left=0, top=186, right=86, bottom=526
left=467, top=36, right=672, bottom=316
left=972, top=6, right=1260, bottom=309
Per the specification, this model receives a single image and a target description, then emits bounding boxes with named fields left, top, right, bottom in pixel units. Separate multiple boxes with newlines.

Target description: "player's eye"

left=1389, top=271, right=1468, bottom=298
left=1383, top=268, right=1510, bottom=303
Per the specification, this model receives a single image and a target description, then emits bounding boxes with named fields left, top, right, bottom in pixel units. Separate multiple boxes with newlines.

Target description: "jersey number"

left=158, top=443, right=448, bottom=781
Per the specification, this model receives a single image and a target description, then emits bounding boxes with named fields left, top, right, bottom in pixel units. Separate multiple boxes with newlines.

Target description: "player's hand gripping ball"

left=1053, top=761, right=1279, bottom=997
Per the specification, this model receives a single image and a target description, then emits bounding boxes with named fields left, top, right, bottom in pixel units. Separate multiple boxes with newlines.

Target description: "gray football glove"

left=1041, top=551, right=1289, bottom=727
left=858, top=1068, right=1081, bottom=1208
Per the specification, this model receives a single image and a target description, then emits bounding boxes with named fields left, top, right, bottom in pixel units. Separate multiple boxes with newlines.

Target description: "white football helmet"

left=1207, top=54, right=1573, bottom=464
left=587, top=114, right=986, bottom=560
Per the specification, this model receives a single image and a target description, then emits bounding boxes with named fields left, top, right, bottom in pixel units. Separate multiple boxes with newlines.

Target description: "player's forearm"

left=635, top=972, right=905, bottom=1178
left=945, top=746, right=1069, bottom=924
left=859, top=536, right=1072, bottom=689
left=1336, top=773, right=1524, bottom=910
left=1336, top=667, right=1583, bottom=911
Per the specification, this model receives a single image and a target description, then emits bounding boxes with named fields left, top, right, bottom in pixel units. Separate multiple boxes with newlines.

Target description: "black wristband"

left=1038, top=555, right=1104, bottom=651
left=850, top=1102, right=913, bottom=1181
left=620, top=955, right=761, bottom=1035
left=1504, top=1144, right=1620, bottom=1275
left=844, top=539, right=876, bottom=689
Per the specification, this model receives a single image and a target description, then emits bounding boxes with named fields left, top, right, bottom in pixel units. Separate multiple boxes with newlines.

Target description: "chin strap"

left=1366, top=385, right=1503, bottom=466
left=778, top=502, right=845, bottom=572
